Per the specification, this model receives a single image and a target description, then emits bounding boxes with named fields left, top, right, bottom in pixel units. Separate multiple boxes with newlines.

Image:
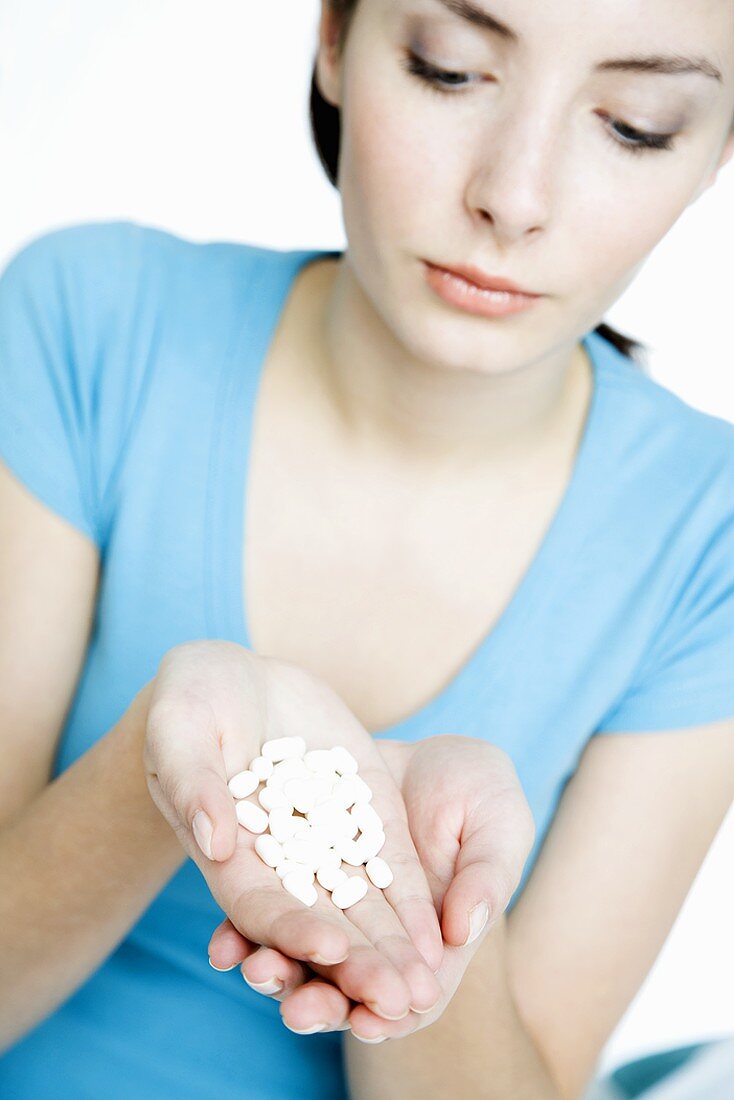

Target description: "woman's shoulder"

left=590, top=330, right=734, bottom=489
left=2, top=218, right=148, bottom=281
left=0, top=221, right=317, bottom=368
left=0, top=219, right=297, bottom=301
left=0, top=220, right=157, bottom=333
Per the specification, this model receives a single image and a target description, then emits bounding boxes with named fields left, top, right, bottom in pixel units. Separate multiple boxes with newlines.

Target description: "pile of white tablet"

left=227, top=736, right=393, bottom=910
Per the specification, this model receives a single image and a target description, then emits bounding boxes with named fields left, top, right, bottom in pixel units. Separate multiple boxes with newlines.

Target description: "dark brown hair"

left=307, top=1, right=648, bottom=364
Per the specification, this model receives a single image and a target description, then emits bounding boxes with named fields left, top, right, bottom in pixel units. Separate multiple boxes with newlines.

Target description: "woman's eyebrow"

left=429, top=0, right=724, bottom=84
left=429, top=0, right=520, bottom=42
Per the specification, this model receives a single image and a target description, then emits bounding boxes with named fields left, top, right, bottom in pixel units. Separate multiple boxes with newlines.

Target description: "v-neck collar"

left=205, top=245, right=612, bottom=739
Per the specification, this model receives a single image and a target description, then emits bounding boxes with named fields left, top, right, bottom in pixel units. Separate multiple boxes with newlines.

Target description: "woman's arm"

left=0, top=639, right=441, bottom=1055
left=345, top=716, right=734, bottom=1099
left=345, top=914, right=560, bottom=1099
left=0, top=681, right=186, bottom=1052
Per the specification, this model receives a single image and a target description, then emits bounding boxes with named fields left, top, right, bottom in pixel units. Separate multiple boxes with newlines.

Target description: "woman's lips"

left=426, top=261, right=542, bottom=297
left=422, top=261, right=545, bottom=318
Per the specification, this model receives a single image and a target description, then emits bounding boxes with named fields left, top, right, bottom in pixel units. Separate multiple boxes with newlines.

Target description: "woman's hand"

left=142, top=640, right=444, bottom=1020
left=208, top=734, right=535, bottom=1039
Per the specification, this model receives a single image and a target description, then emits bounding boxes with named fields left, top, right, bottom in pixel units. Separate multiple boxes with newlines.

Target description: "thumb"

left=440, top=810, right=533, bottom=947
left=144, top=701, right=239, bottom=863
left=190, top=768, right=240, bottom=862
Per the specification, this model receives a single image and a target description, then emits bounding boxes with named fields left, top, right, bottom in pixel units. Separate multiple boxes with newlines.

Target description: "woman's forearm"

left=344, top=916, right=562, bottom=1100
left=0, top=682, right=186, bottom=1051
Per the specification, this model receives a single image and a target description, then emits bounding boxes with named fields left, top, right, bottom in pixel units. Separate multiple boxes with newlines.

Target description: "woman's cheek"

left=571, top=92, right=733, bottom=314
left=341, top=65, right=455, bottom=248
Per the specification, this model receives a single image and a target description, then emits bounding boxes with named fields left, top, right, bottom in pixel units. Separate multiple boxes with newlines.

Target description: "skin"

left=147, top=643, right=533, bottom=1034
left=311, top=0, right=734, bottom=472
left=208, top=733, right=534, bottom=1038
left=210, top=0, right=734, bottom=1042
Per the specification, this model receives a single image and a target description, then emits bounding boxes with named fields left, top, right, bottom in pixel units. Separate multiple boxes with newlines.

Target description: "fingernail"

left=463, top=900, right=489, bottom=946
left=309, top=952, right=348, bottom=966
left=208, top=956, right=239, bottom=972
left=193, top=810, right=214, bottom=859
left=411, top=1001, right=440, bottom=1015
left=352, top=1033, right=387, bottom=1043
left=335, top=1022, right=352, bottom=1031
left=365, top=1000, right=409, bottom=1021
left=244, top=975, right=284, bottom=995
left=284, top=1021, right=329, bottom=1034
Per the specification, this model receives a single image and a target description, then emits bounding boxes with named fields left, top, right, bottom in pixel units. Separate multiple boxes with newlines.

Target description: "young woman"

left=1, top=1, right=734, bottom=1097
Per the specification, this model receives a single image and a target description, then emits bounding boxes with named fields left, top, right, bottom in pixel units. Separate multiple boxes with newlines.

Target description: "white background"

left=1, top=0, right=732, bottom=1081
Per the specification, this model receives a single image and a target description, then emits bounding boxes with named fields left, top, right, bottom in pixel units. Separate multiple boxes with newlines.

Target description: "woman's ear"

left=314, top=1, right=347, bottom=110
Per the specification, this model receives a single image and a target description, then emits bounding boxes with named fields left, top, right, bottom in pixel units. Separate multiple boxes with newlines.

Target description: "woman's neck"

left=298, top=253, right=593, bottom=486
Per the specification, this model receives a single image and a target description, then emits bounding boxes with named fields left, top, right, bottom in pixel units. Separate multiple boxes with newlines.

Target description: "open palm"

left=208, top=733, right=535, bottom=1039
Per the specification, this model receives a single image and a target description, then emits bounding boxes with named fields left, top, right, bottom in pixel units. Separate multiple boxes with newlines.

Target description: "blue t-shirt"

left=2, top=220, right=734, bottom=1099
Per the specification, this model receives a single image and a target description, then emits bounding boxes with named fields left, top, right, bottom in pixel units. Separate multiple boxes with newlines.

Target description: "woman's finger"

left=206, top=915, right=436, bottom=1035
left=209, top=919, right=312, bottom=1000
left=358, top=758, right=445, bottom=974
left=241, top=945, right=312, bottom=1001
left=209, top=791, right=442, bottom=1015
left=207, top=916, right=258, bottom=971
left=143, top=641, right=272, bottom=864
left=278, top=980, right=353, bottom=1034
left=144, top=692, right=241, bottom=863
left=218, top=851, right=352, bottom=965
left=441, top=777, right=536, bottom=947
left=330, top=864, right=442, bottom=1016
left=264, top=659, right=445, bottom=970
left=211, top=924, right=357, bottom=1033
left=346, top=999, right=431, bottom=1042
left=214, top=845, right=419, bottom=1018
left=399, top=735, right=535, bottom=948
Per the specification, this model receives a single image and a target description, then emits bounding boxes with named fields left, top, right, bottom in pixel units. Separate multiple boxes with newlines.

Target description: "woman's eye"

left=605, top=117, right=677, bottom=156
left=400, top=49, right=480, bottom=92
left=400, top=49, right=679, bottom=158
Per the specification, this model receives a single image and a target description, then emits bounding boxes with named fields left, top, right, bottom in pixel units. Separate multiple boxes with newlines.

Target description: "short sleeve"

left=0, top=221, right=148, bottom=548
left=598, top=457, right=734, bottom=732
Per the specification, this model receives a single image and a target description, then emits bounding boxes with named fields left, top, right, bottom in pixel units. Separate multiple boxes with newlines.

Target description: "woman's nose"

left=464, top=99, right=561, bottom=245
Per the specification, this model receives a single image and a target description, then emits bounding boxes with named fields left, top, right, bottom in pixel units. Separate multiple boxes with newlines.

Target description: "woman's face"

left=316, top=0, right=734, bottom=374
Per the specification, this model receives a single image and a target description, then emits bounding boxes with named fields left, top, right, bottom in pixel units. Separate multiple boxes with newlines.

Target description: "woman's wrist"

left=344, top=915, right=561, bottom=1100
left=0, top=681, right=186, bottom=1051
